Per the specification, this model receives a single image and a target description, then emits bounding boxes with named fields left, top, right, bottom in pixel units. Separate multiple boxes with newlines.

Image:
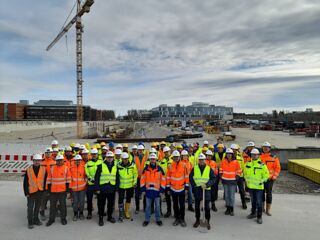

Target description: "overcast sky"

left=1, top=0, right=320, bottom=115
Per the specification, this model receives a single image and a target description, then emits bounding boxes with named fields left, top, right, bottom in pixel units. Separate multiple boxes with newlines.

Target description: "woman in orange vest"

left=70, top=154, right=87, bottom=221
left=24, top=154, right=47, bottom=229
left=260, top=142, right=281, bottom=216
left=220, top=148, right=242, bottom=216
left=46, top=154, right=71, bottom=227
left=205, top=150, right=218, bottom=212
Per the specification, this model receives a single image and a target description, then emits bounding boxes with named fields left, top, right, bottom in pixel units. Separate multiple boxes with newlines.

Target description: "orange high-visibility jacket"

left=205, top=159, right=218, bottom=175
left=41, top=157, right=55, bottom=174
left=70, top=161, right=87, bottom=191
left=134, top=155, right=148, bottom=178
left=47, top=165, right=71, bottom=193
left=158, top=150, right=165, bottom=161
left=64, top=156, right=73, bottom=169
left=140, top=165, right=166, bottom=192
left=260, top=153, right=281, bottom=180
left=27, top=166, right=46, bottom=194
left=220, top=159, right=241, bottom=181
left=242, top=153, right=251, bottom=164
left=182, top=159, right=192, bottom=173
left=166, top=161, right=189, bottom=192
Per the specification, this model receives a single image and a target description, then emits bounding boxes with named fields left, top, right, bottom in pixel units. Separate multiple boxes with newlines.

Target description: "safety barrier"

left=0, top=155, right=33, bottom=173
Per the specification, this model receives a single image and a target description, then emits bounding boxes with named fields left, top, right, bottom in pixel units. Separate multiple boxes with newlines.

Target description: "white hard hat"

left=45, top=147, right=52, bottom=153
left=74, top=143, right=81, bottom=148
left=137, top=145, right=145, bottom=150
left=251, top=148, right=260, bottom=155
left=163, top=146, right=170, bottom=152
left=91, top=148, right=98, bottom=154
left=172, top=150, right=180, bottom=157
left=33, top=154, right=43, bottom=161
left=106, top=151, right=114, bottom=157
left=121, top=152, right=129, bottom=159
left=102, top=146, right=108, bottom=150
left=116, top=144, right=123, bottom=149
left=52, top=148, right=59, bottom=152
left=150, top=148, right=157, bottom=153
left=205, top=150, right=213, bottom=156
left=65, top=146, right=72, bottom=151
left=198, top=153, right=206, bottom=160
left=230, top=144, right=239, bottom=150
left=80, top=144, right=86, bottom=150
left=132, top=145, right=138, bottom=149
left=74, top=154, right=82, bottom=161
left=181, top=150, right=188, bottom=156
left=203, top=140, right=209, bottom=145
left=247, top=142, right=255, bottom=147
left=149, top=153, right=157, bottom=159
left=51, top=140, right=59, bottom=145
left=82, top=149, right=89, bottom=154
left=115, top=149, right=122, bottom=155
left=55, top=154, right=64, bottom=161
left=262, top=142, right=271, bottom=147
left=226, top=148, right=234, bottom=154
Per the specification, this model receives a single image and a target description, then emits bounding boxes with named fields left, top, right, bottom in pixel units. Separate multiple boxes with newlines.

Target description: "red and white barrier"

left=0, top=155, right=33, bottom=173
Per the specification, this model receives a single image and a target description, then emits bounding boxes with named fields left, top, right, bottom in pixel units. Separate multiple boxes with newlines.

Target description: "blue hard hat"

left=108, top=142, right=114, bottom=148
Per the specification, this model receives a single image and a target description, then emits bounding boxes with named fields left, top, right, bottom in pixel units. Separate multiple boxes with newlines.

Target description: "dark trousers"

left=49, top=192, right=67, bottom=221
left=263, top=180, right=274, bottom=204
left=40, top=190, right=49, bottom=212
left=73, top=190, right=86, bottom=212
left=212, top=174, right=220, bottom=201
left=249, top=189, right=264, bottom=217
left=237, top=177, right=246, bottom=202
left=195, top=190, right=210, bottom=220
left=98, top=192, right=115, bottom=218
left=164, top=191, right=171, bottom=213
left=27, top=191, right=43, bottom=224
left=172, top=192, right=185, bottom=220
left=135, top=178, right=146, bottom=211
left=118, top=188, right=134, bottom=204
left=86, top=185, right=96, bottom=213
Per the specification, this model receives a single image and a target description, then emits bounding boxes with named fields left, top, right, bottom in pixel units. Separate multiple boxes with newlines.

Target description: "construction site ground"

left=0, top=180, right=319, bottom=240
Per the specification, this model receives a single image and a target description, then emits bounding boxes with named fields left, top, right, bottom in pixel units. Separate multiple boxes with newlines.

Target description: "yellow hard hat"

left=96, top=144, right=101, bottom=149
left=70, top=143, right=75, bottom=148
left=85, top=143, right=90, bottom=149
left=176, top=144, right=183, bottom=149
left=202, top=147, right=208, bottom=152
left=100, top=142, right=106, bottom=147
left=151, top=142, right=157, bottom=147
left=208, top=144, right=214, bottom=149
left=123, top=143, right=129, bottom=148
left=160, top=141, right=166, bottom=145
left=217, top=144, right=224, bottom=148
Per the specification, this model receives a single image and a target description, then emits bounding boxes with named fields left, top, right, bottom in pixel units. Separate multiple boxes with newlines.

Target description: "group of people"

left=24, top=138, right=281, bottom=230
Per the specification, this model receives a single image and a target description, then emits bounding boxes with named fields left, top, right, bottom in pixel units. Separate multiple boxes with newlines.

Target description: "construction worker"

left=108, top=142, right=115, bottom=153
left=117, top=152, right=138, bottom=222
left=115, top=149, right=122, bottom=166
left=130, top=145, right=138, bottom=162
left=64, top=146, right=74, bottom=169
left=94, top=151, right=119, bottom=226
left=40, top=147, right=56, bottom=221
left=52, top=148, right=59, bottom=159
left=213, top=137, right=225, bottom=153
left=51, top=140, right=59, bottom=150
left=189, top=153, right=215, bottom=230
left=166, top=150, right=189, bottom=227
left=260, top=142, right=281, bottom=216
left=230, top=144, right=247, bottom=209
left=212, top=144, right=225, bottom=205
left=244, top=148, right=269, bottom=224
left=220, top=148, right=242, bottom=216
left=158, top=141, right=166, bottom=160
left=73, top=143, right=81, bottom=156
left=84, top=148, right=101, bottom=219
left=70, top=154, right=87, bottom=221
left=24, top=154, right=47, bottom=229
left=181, top=150, right=194, bottom=212
left=81, top=148, right=90, bottom=163
left=243, top=142, right=255, bottom=163
left=188, top=145, right=196, bottom=167
left=134, top=144, right=148, bottom=214
left=159, top=146, right=173, bottom=218
left=46, top=154, right=71, bottom=226
left=141, top=153, right=166, bottom=227
left=205, top=150, right=218, bottom=212
left=99, top=146, right=108, bottom=161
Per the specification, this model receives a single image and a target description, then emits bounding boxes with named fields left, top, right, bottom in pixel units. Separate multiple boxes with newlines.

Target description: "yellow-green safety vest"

left=193, top=165, right=211, bottom=190
left=244, top=159, right=269, bottom=190
left=85, top=159, right=102, bottom=185
left=100, top=163, right=117, bottom=185
left=118, top=163, right=138, bottom=189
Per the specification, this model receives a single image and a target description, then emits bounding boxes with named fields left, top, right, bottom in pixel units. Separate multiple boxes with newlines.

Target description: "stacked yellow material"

left=288, top=159, right=320, bottom=184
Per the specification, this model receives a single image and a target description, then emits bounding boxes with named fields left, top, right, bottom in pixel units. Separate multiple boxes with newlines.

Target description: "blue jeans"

left=223, top=183, right=237, bottom=207
left=145, top=197, right=161, bottom=222
left=249, top=189, right=264, bottom=217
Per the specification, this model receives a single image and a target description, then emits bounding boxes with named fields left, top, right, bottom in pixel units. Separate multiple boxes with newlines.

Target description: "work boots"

left=193, top=219, right=200, bottom=228
left=99, top=216, right=104, bottom=226
left=230, top=207, right=234, bottom=216
left=118, top=204, right=124, bottom=222
left=28, top=222, right=34, bottom=229
left=206, top=219, right=211, bottom=230
left=257, top=214, right=263, bottom=224
left=87, top=211, right=92, bottom=220
left=164, top=211, right=171, bottom=218
left=79, top=211, right=85, bottom=220
left=124, top=203, right=131, bottom=219
left=224, top=207, right=230, bottom=215
left=173, top=219, right=180, bottom=226
left=266, top=203, right=272, bottom=216
left=247, top=212, right=257, bottom=219
left=73, top=212, right=78, bottom=221
left=211, top=202, right=217, bottom=212
left=180, top=219, right=187, bottom=227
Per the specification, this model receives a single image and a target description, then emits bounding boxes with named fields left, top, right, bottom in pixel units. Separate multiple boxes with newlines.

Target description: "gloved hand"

left=201, top=184, right=207, bottom=189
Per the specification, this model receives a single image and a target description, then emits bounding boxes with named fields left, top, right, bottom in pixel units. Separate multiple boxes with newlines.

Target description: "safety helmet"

left=80, top=144, right=86, bottom=150
left=150, top=148, right=157, bottom=153
left=149, top=153, right=157, bottom=159
left=108, top=142, right=114, bottom=148
left=137, top=145, right=145, bottom=150
left=115, top=149, right=122, bottom=155
left=176, top=144, right=183, bottom=149
left=262, top=142, right=271, bottom=147
left=208, top=144, right=214, bottom=149
left=226, top=148, right=234, bottom=154
left=55, top=154, right=64, bottom=161
left=45, top=147, right=52, bottom=153
left=230, top=144, right=239, bottom=150
left=181, top=150, right=188, bottom=156
left=91, top=148, right=98, bottom=154
left=116, top=144, right=123, bottom=149
left=33, top=154, right=43, bottom=161
left=160, top=141, right=166, bottom=145
left=51, top=140, right=59, bottom=145
left=121, top=152, right=129, bottom=159
left=206, top=150, right=213, bottom=156
left=163, top=146, right=170, bottom=152
left=198, top=153, right=206, bottom=160
left=172, top=150, right=180, bottom=157
left=247, top=142, right=255, bottom=147
left=132, top=145, right=138, bottom=149
left=100, top=142, right=106, bottom=147
left=106, top=151, right=114, bottom=157
left=151, top=142, right=157, bottom=147
left=217, top=144, right=224, bottom=148
left=202, top=147, right=208, bottom=152
left=250, top=148, right=260, bottom=155
left=203, top=140, right=209, bottom=145
left=65, top=146, right=72, bottom=151
left=102, top=146, right=108, bottom=150
left=52, top=148, right=59, bottom=152
left=74, top=154, right=82, bottom=161
left=74, top=143, right=81, bottom=148
left=96, top=144, right=101, bottom=149
left=82, top=149, right=89, bottom=154
left=123, top=144, right=129, bottom=148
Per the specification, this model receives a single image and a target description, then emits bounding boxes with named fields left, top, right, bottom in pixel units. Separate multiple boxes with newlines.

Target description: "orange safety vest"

left=64, top=156, right=73, bottom=169
left=47, top=165, right=71, bottom=193
left=182, top=159, right=192, bottom=173
left=205, top=159, right=218, bottom=175
left=27, top=166, right=46, bottom=194
left=242, top=153, right=251, bottom=164
left=166, top=161, right=189, bottom=192
left=135, top=155, right=148, bottom=178
left=260, top=153, right=281, bottom=180
left=41, top=157, right=55, bottom=174
left=140, top=165, right=166, bottom=191
left=70, top=161, right=87, bottom=191
left=220, top=159, right=241, bottom=181
left=158, top=150, right=165, bottom=161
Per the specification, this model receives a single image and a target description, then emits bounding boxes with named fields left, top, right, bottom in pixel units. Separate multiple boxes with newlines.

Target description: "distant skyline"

left=1, top=0, right=320, bottom=115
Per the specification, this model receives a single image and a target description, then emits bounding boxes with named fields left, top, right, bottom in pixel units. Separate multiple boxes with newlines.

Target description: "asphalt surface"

left=1, top=181, right=319, bottom=240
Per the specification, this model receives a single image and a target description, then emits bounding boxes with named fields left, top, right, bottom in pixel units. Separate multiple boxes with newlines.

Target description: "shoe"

left=79, top=212, right=85, bottom=220
left=188, top=205, right=195, bottom=212
left=142, top=221, right=149, bottom=227
left=257, top=217, right=263, bottom=224
left=33, top=220, right=42, bottom=226
left=28, top=223, right=34, bottom=229
left=193, top=219, right=200, bottom=228
left=46, top=220, right=54, bottom=227
left=118, top=216, right=124, bottom=223
left=124, top=203, right=131, bottom=219
left=73, top=212, right=78, bottom=221
left=247, top=213, right=257, bottom=219
left=211, top=203, right=217, bottom=212
left=180, top=219, right=187, bottom=227
left=156, top=221, right=163, bottom=226
left=61, top=219, right=67, bottom=225
left=87, top=212, right=92, bottom=220
left=224, top=207, right=230, bottom=215
left=266, top=203, right=272, bottom=216
left=107, top=217, right=116, bottom=223
left=173, top=219, right=180, bottom=226
left=164, top=211, right=171, bottom=218
left=99, top=216, right=104, bottom=226
left=206, top=220, right=211, bottom=230
left=230, top=207, right=234, bottom=216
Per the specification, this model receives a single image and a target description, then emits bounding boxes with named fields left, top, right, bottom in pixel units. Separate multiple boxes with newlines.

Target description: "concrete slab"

left=0, top=181, right=319, bottom=240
